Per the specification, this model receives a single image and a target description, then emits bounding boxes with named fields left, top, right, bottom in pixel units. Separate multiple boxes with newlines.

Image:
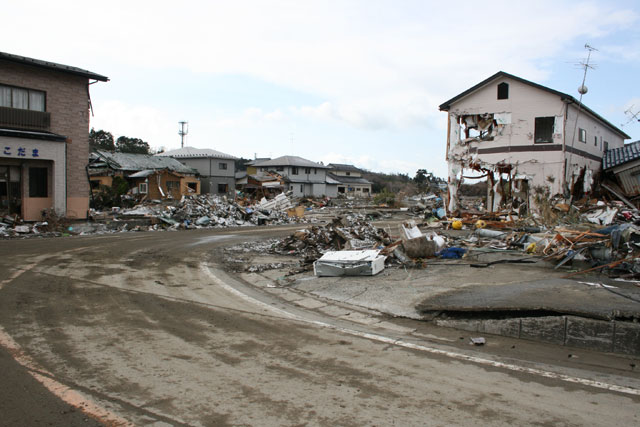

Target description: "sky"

left=3, top=1, right=640, bottom=178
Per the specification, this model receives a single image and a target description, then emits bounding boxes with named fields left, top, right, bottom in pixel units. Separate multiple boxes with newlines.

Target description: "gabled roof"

left=155, top=146, right=237, bottom=159
left=439, top=71, right=630, bottom=139
left=0, top=51, right=108, bottom=82
left=327, top=173, right=372, bottom=185
left=603, top=140, right=640, bottom=170
left=253, top=155, right=329, bottom=169
left=91, top=150, right=197, bottom=175
left=328, top=163, right=363, bottom=173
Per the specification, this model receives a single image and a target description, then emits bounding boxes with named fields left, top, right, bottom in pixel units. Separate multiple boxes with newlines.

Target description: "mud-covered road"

left=1, top=227, right=639, bottom=426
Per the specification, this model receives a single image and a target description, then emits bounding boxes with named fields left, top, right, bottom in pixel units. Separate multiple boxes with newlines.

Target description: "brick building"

left=0, top=51, right=108, bottom=220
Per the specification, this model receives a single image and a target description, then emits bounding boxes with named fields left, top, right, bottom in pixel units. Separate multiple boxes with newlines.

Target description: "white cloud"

left=211, top=107, right=288, bottom=128
left=5, top=1, right=637, bottom=133
left=91, top=100, right=174, bottom=150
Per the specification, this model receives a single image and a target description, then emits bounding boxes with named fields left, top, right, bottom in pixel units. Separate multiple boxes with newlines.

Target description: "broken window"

left=291, top=167, right=299, bottom=175
left=139, top=183, right=148, bottom=194
left=187, top=182, right=197, bottom=192
left=534, top=117, right=554, bottom=143
left=594, top=136, right=598, bottom=146
left=166, top=181, right=180, bottom=192
left=579, top=128, right=587, bottom=143
left=219, top=162, right=227, bottom=170
left=218, top=183, right=228, bottom=193
left=604, top=141, right=609, bottom=151
left=460, top=113, right=496, bottom=141
left=497, top=82, right=509, bottom=100
left=305, top=168, right=311, bottom=174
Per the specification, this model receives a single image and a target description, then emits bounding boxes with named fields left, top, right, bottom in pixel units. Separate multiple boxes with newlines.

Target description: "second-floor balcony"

left=0, top=106, right=50, bottom=131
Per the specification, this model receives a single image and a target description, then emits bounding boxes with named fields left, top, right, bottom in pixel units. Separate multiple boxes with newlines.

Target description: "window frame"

left=0, top=84, right=46, bottom=112
left=534, top=116, right=555, bottom=144
left=578, top=128, right=587, bottom=143
left=218, top=162, right=228, bottom=170
left=291, top=166, right=299, bottom=175
left=497, top=82, right=509, bottom=100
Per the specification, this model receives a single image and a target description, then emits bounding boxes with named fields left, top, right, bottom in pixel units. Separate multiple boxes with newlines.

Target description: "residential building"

left=440, top=71, right=630, bottom=212
left=603, top=140, right=640, bottom=199
left=235, top=170, right=285, bottom=198
left=327, top=163, right=372, bottom=197
left=0, top=51, right=108, bottom=220
left=156, top=147, right=236, bottom=195
left=252, top=156, right=338, bottom=197
left=88, top=150, right=200, bottom=199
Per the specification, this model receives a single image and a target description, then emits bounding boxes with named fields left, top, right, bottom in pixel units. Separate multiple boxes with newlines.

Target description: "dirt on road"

left=1, top=228, right=639, bottom=426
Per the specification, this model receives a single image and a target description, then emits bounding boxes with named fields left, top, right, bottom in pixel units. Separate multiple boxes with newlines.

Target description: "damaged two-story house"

left=251, top=156, right=338, bottom=198
left=440, top=71, right=630, bottom=213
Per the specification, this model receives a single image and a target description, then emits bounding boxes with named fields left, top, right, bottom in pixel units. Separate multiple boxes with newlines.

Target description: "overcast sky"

left=4, top=1, right=640, bottom=177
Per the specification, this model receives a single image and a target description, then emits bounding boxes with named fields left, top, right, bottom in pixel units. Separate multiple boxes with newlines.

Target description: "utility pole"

left=563, top=44, right=597, bottom=196
left=178, top=121, right=188, bottom=148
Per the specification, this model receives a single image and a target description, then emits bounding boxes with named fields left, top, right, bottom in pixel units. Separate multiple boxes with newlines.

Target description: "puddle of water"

left=189, top=235, right=234, bottom=246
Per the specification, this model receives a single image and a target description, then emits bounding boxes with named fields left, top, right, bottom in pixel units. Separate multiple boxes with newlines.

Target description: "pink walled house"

left=0, top=52, right=108, bottom=221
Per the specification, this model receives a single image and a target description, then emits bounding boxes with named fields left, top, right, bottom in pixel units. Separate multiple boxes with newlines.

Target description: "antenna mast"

left=563, top=44, right=597, bottom=195
left=178, top=121, right=189, bottom=148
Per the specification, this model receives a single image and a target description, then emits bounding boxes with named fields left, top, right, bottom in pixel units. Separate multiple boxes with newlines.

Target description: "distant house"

left=327, top=163, right=372, bottom=197
left=235, top=170, right=285, bottom=198
left=88, top=150, right=200, bottom=199
left=156, top=147, right=236, bottom=195
left=440, top=71, right=629, bottom=212
left=0, top=51, right=108, bottom=220
left=603, top=140, right=640, bottom=199
left=252, top=156, right=338, bottom=197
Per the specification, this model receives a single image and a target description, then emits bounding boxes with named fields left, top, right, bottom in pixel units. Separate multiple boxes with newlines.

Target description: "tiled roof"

left=156, top=146, right=237, bottom=159
left=327, top=173, right=372, bottom=185
left=328, top=163, right=363, bottom=173
left=92, top=150, right=197, bottom=175
left=0, top=51, right=108, bottom=81
left=603, top=140, right=640, bottom=170
left=253, top=156, right=329, bottom=169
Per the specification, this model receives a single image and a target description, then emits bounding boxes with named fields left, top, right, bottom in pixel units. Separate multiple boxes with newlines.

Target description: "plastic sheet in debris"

left=314, top=249, right=386, bottom=277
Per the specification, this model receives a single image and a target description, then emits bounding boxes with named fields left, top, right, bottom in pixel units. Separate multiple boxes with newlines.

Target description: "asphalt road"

left=0, top=227, right=639, bottom=426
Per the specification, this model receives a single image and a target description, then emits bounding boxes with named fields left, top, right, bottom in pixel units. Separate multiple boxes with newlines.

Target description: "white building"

left=156, top=147, right=236, bottom=195
left=252, top=156, right=338, bottom=198
left=440, top=71, right=629, bottom=212
left=327, top=163, right=372, bottom=197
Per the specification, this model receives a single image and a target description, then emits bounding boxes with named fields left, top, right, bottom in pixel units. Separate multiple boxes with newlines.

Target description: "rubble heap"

left=1, top=192, right=308, bottom=239
left=272, top=214, right=393, bottom=264
left=118, top=193, right=307, bottom=228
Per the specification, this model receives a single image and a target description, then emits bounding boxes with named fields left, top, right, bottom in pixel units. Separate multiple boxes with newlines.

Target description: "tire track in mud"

left=202, top=263, right=640, bottom=397
left=0, top=256, right=136, bottom=426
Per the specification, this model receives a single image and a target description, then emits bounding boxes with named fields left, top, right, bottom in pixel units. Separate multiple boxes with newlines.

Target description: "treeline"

left=89, top=128, right=152, bottom=155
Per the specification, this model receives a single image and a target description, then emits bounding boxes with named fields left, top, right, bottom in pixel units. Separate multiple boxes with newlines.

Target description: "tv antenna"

left=178, top=121, right=189, bottom=148
left=564, top=44, right=598, bottom=194
left=622, top=106, right=640, bottom=128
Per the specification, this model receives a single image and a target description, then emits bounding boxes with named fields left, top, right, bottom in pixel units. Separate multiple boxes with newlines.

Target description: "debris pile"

left=272, top=214, right=393, bottom=264
left=115, top=193, right=309, bottom=229
left=1, top=192, right=310, bottom=239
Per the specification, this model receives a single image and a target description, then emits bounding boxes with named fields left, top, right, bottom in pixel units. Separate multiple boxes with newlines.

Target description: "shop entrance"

left=0, top=165, right=22, bottom=217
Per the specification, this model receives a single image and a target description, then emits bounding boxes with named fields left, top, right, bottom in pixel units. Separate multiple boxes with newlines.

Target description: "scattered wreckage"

left=225, top=191, right=640, bottom=279
left=0, top=192, right=308, bottom=238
